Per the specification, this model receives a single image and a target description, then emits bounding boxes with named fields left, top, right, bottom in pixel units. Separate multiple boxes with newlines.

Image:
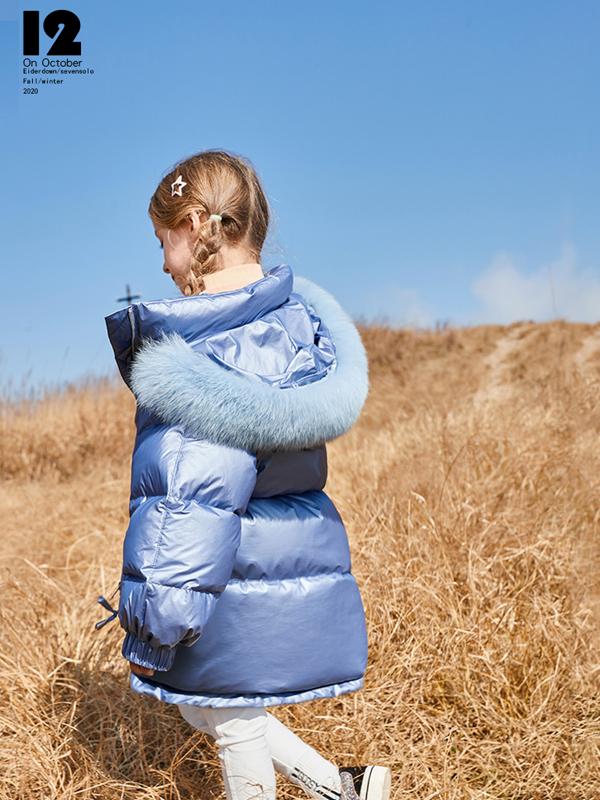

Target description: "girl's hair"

left=149, top=150, right=270, bottom=295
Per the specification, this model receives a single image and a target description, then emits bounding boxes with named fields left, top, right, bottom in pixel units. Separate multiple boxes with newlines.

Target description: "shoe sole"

left=359, top=766, right=391, bottom=800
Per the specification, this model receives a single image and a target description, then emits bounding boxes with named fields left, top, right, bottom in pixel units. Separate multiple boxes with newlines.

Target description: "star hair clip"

left=171, top=175, right=187, bottom=197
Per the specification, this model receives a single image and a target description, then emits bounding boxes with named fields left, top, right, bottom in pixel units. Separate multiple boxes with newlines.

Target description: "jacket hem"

left=129, top=674, right=364, bottom=707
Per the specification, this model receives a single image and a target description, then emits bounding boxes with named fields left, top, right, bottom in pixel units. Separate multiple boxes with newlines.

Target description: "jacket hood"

left=106, top=265, right=369, bottom=452
left=105, top=265, right=296, bottom=386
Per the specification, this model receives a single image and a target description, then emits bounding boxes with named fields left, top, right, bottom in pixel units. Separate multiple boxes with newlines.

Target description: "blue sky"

left=1, top=0, right=599, bottom=390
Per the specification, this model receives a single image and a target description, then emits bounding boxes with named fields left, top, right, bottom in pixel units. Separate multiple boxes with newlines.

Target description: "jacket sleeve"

left=119, top=420, right=257, bottom=671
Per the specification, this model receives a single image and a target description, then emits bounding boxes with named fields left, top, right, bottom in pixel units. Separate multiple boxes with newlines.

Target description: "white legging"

left=179, top=704, right=342, bottom=800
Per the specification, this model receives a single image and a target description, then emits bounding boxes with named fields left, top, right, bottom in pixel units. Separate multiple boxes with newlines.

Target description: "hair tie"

left=209, top=214, right=222, bottom=222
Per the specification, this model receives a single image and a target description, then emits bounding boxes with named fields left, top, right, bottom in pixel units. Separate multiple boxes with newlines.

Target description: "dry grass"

left=2, top=321, right=600, bottom=798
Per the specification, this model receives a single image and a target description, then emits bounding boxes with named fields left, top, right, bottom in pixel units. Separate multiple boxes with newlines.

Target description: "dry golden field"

left=2, top=321, right=600, bottom=799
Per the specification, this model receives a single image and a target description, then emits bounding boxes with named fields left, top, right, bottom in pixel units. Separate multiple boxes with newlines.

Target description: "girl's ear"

left=186, top=210, right=203, bottom=236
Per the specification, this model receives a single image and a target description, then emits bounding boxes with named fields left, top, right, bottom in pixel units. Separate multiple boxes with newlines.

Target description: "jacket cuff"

left=121, top=632, right=177, bottom=671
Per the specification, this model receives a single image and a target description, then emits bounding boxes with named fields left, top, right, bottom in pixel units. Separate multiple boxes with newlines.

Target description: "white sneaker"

left=340, top=766, right=392, bottom=800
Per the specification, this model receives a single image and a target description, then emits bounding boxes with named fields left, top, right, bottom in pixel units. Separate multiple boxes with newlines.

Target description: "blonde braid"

left=181, top=216, right=226, bottom=295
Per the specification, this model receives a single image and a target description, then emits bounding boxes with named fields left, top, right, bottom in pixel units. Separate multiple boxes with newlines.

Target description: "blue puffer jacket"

left=105, top=264, right=369, bottom=708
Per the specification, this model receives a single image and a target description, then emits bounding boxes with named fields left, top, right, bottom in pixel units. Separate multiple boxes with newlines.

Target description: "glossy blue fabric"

left=105, top=265, right=368, bottom=707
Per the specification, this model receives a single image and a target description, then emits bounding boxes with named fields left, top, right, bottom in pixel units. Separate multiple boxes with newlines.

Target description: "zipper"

left=128, top=307, right=136, bottom=356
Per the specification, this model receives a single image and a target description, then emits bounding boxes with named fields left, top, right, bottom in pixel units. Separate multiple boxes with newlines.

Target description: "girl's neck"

left=218, top=242, right=258, bottom=270
left=203, top=262, right=263, bottom=294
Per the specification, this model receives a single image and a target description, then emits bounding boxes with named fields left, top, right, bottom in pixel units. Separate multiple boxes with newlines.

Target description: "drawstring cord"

left=95, top=581, right=122, bottom=630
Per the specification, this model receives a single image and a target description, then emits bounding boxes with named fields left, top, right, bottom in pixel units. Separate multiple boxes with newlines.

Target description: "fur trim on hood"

left=130, top=276, right=369, bottom=452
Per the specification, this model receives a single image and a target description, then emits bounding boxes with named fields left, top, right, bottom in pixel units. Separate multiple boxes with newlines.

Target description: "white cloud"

left=358, top=284, right=434, bottom=327
left=472, top=244, right=600, bottom=324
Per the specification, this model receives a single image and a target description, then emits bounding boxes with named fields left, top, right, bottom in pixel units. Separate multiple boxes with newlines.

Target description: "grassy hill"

left=1, top=321, right=600, bottom=799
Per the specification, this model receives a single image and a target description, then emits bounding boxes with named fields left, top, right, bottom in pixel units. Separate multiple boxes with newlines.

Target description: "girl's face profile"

left=153, top=217, right=197, bottom=290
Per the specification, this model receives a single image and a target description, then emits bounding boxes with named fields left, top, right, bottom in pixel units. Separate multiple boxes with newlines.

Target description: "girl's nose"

left=163, top=263, right=169, bottom=274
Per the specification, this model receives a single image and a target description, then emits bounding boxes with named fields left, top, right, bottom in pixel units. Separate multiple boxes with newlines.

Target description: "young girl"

left=103, top=150, right=391, bottom=800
